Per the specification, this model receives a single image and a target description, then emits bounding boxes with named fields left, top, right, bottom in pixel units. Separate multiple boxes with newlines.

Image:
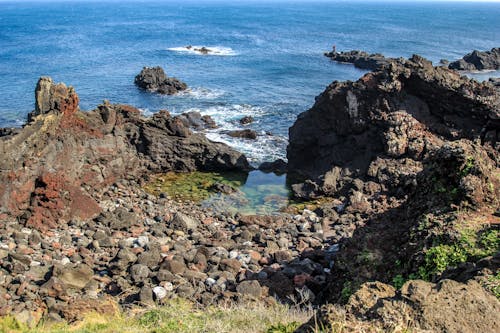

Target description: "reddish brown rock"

left=0, top=77, right=250, bottom=230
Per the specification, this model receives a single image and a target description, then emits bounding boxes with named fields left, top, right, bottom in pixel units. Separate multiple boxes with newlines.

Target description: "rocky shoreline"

left=0, top=49, right=499, bottom=332
left=326, top=47, right=500, bottom=73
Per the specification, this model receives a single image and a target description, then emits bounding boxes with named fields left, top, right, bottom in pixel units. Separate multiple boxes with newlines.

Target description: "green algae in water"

left=144, top=171, right=247, bottom=202
left=145, top=170, right=293, bottom=215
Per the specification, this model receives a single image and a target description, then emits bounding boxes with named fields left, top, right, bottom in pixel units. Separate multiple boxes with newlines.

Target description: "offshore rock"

left=324, top=49, right=399, bottom=71
left=0, top=77, right=249, bottom=230
left=448, top=47, right=500, bottom=71
left=134, top=66, right=187, bottom=95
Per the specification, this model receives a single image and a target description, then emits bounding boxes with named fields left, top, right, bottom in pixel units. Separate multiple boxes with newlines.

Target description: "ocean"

left=1, top=0, right=499, bottom=164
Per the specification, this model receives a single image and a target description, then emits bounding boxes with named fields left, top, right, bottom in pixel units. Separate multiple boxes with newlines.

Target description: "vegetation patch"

left=418, top=227, right=499, bottom=281
left=0, top=299, right=313, bottom=333
left=144, top=171, right=246, bottom=202
left=482, top=271, right=500, bottom=299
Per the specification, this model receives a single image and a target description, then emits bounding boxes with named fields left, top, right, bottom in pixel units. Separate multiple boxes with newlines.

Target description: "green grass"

left=0, top=299, right=313, bottom=333
left=484, top=272, right=500, bottom=299
left=418, top=227, right=499, bottom=281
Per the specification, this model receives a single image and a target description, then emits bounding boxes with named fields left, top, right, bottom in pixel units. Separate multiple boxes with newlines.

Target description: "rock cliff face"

left=0, top=77, right=248, bottom=230
left=286, top=53, right=500, bottom=328
left=288, top=54, right=499, bottom=199
left=134, top=66, right=187, bottom=94
left=448, top=47, right=500, bottom=71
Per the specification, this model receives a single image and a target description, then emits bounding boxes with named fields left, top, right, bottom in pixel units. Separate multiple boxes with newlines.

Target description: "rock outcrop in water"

left=0, top=77, right=248, bottom=230
left=324, top=49, right=400, bottom=71
left=448, top=47, right=500, bottom=71
left=134, top=66, right=188, bottom=94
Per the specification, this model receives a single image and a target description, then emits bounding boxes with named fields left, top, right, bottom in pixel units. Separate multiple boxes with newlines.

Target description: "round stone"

left=152, top=286, right=167, bottom=300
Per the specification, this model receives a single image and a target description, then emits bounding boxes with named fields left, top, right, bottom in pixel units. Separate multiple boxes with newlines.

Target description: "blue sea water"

left=1, top=0, right=499, bottom=164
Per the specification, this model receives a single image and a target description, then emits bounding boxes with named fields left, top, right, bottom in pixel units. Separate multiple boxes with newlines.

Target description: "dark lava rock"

left=0, top=128, right=21, bottom=138
left=236, top=280, right=263, bottom=299
left=448, top=47, right=500, bottom=71
left=27, top=76, right=79, bottom=122
left=258, top=159, right=288, bottom=175
left=161, top=259, right=186, bottom=275
left=227, top=129, right=257, bottom=140
left=134, top=66, right=187, bottom=95
left=239, top=116, right=254, bottom=125
left=324, top=49, right=397, bottom=71
left=170, top=212, right=199, bottom=232
left=177, top=111, right=217, bottom=130
left=287, top=53, right=500, bottom=198
left=130, top=264, right=150, bottom=282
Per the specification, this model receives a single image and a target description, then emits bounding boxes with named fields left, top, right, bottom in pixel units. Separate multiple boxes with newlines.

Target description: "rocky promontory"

left=134, top=66, right=188, bottom=94
left=289, top=54, right=499, bottom=198
left=448, top=47, right=500, bottom=71
left=0, top=77, right=248, bottom=231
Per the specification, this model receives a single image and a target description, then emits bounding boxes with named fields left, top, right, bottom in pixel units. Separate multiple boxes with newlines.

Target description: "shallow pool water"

left=145, top=170, right=292, bottom=215
left=203, top=170, right=291, bottom=215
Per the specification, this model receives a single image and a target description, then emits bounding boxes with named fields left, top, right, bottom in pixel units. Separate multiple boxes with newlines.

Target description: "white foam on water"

left=167, top=45, right=238, bottom=56
left=184, top=104, right=265, bottom=129
left=177, top=87, right=226, bottom=100
left=205, top=131, right=288, bottom=166
left=139, top=108, right=154, bottom=117
left=173, top=103, right=287, bottom=165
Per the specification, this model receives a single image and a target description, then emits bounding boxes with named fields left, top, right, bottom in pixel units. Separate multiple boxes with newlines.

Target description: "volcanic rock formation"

left=0, top=77, right=248, bottom=230
left=134, top=66, right=188, bottom=95
left=288, top=54, right=499, bottom=199
left=324, top=49, right=401, bottom=71
left=448, top=47, right=500, bottom=71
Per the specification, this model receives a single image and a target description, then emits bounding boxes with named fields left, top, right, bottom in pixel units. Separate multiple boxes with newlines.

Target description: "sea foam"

left=167, top=46, right=238, bottom=56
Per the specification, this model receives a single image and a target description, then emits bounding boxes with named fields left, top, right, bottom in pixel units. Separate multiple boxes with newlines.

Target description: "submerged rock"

left=134, top=66, right=187, bottom=95
left=227, top=129, right=258, bottom=140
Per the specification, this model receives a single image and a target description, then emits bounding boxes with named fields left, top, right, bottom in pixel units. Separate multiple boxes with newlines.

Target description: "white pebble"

left=60, top=257, right=71, bottom=265
left=205, top=278, right=216, bottom=287
left=137, top=236, right=149, bottom=247
left=153, top=286, right=167, bottom=300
